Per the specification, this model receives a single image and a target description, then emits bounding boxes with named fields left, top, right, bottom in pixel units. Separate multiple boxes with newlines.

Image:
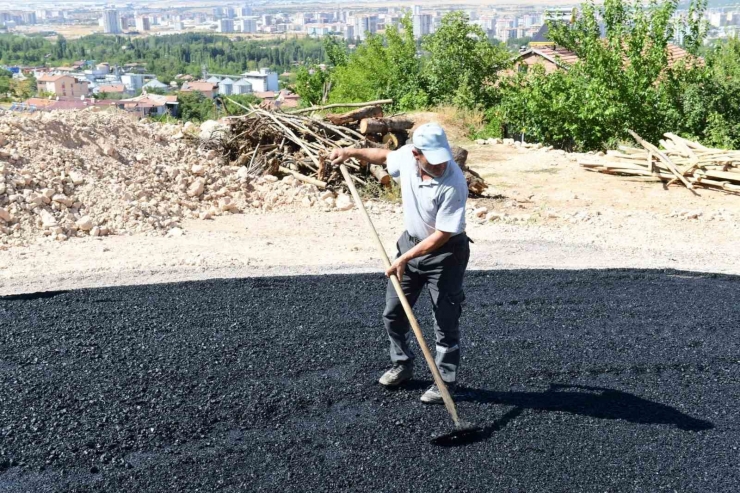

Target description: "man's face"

left=412, top=148, right=447, bottom=178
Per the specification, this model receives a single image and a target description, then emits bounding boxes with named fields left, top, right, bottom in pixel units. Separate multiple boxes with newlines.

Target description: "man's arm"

left=330, top=147, right=390, bottom=166
left=385, top=230, right=452, bottom=280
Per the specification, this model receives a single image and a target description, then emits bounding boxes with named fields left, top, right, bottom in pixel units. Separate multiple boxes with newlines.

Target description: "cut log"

left=292, top=99, right=393, bottom=115
left=370, top=164, right=391, bottom=187
left=326, top=106, right=383, bottom=126
left=359, top=117, right=414, bottom=135
left=382, top=132, right=400, bottom=150
left=451, top=146, right=469, bottom=168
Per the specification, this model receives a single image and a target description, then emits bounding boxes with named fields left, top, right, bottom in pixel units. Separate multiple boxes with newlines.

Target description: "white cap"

left=412, top=123, right=453, bottom=165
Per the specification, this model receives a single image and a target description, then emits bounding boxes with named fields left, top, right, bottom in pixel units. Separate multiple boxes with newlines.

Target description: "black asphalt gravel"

left=1, top=269, right=738, bottom=492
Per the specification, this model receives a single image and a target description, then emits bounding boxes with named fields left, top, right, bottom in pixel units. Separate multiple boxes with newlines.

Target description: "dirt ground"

left=2, top=131, right=739, bottom=296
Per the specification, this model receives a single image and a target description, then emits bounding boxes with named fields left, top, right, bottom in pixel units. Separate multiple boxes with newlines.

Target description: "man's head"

left=411, top=123, right=452, bottom=178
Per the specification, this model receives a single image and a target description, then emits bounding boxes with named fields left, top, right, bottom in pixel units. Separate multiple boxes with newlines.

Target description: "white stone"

left=236, top=167, right=250, bottom=180
left=90, top=226, right=100, bottom=237
left=69, top=171, right=84, bottom=185
left=187, top=179, right=205, bottom=197
left=474, top=207, right=489, bottom=218
left=0, top=207, right=11, bottom=223
left=76, top=216, right=94, bottom=231
left=167, top=227, right=184, bottom=237
left=39, top=209, right=58, bottom=228
left=263, top=174, right=279, bottom=183
left=335, top=195, right=354, bottom=211
left=191, top=164, right=206, bottom=176
left=199, top=120, right=229, bottom=141
left=52, top=194, right=74, bottom=207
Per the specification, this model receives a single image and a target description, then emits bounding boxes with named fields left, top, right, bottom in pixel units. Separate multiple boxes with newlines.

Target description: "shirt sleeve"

left=435, top=186, right=467, bottom=235
left=386, top=146, right=412, bottom=178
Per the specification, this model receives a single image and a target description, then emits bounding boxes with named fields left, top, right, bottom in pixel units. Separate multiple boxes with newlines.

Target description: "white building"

left=102, top=9, right=121, bottom=34
left=121, top=73, right=144, bottom=93
left=354, top=15, right=378, bottom=41
left=143, top=79, right=170, bottom=92
left=413, top=12, right=432, bottom=39
left=135, top=16, right=150, bottom=31
left=239, top=18, right=257, bottom=33
left=243, top=68, right=279, bottom=92
left=218, top=19, right=234, bottom=33
left=344, top=24, right=355, bottom=41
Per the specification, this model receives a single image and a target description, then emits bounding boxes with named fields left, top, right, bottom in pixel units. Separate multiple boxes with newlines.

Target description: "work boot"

left=378, top=363, right=413, bottom=387
left=420, top=382, right=456, bottom=404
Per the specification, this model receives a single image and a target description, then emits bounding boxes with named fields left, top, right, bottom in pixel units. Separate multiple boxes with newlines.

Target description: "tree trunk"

left=325, top=105, right=383, bottom=125
left=359, top=117, right=414, bottom=135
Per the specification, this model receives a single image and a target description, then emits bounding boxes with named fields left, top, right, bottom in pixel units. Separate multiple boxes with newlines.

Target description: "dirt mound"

left=0, top=109, right=363, bottom=248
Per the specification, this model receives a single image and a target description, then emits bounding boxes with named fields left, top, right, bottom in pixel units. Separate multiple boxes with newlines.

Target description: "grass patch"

left=359, top=179, right=402, bottom=203
left=525, top=168, right=562, bottom=174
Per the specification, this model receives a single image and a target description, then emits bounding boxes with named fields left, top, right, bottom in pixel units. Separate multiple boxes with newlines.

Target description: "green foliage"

left=421, top=12, right=510, bottom=109
left=327, top=15, right=426, bottom=111
left=294, top=65, right=330, bottom=106
left=177, top=91, right=215, bottom=123
left=497, top=0, right=718, bottom=151
left=222, top=93, right=259, bottom=115
left=0, top=33, right=332, bottom=82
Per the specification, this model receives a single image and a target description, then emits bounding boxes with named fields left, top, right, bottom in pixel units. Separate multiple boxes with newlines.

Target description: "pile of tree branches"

left=220, top=98, right=488, bottom=195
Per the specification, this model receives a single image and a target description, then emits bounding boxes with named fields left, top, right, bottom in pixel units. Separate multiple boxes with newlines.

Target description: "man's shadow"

left=432, top=383, right=714, bottom=447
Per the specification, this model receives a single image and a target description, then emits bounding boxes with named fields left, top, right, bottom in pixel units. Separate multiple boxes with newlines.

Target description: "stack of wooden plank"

left=579, top=130, right=740, bottom=194
left=220, top=98, right=488, bottom=196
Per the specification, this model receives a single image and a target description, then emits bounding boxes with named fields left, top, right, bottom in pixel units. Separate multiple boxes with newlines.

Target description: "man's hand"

left=330, top=148, right=352, bottom=166
left=386, top=256, right=408, bottom=280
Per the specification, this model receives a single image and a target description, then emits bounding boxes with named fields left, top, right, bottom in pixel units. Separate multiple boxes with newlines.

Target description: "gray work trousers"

left=383, top=231, right=470, bottom=383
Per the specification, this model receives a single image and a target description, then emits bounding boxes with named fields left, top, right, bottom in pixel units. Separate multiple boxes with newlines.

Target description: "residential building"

left=240, top=18, right=257, bottom=33
left=143, top=79, right=170, bottom=92
left=354, top=15, right=378, bottom=41
left=121, top=73, right=145, bottom=93
left=213, top=7, right=224, bottom=19
left=102, top=9, right=121, bottom=34
left=37, top=75, right=90, bottom=100
left=218, top=19, right=234, bottom=33
left=243, top=68, right=278, bottom=92
left=96, top=83, right=126, bottom=96
left=413, top=12, right=432, bottom=39
left=239, top=5, right=253, bottom=17
left=135, top=16, right=150, bottom=32
left=117, top=94, right=178, bottom=117
left=180, top=81, right=219, bottom=98
left=262, top=14, right=274, bottom=26
left=344, top=24, right=355, bottom=41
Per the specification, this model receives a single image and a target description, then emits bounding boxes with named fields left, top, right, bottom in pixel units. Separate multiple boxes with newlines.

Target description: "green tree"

left=421, top=12, right=510, bottom=109
left=497, top=0, right=710, bottom=150
left=177, top=91, right=215, bottom=123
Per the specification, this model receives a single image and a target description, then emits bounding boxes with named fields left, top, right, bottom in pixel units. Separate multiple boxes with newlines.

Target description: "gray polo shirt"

left=386, top=144, right=468, bottom=240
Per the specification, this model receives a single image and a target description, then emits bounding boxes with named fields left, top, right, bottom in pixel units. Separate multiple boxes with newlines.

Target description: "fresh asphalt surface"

left=0, top=269, right=738, bottom=492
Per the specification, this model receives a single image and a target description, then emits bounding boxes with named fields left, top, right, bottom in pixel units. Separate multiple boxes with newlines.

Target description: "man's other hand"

left=385, top=256, right=408, bottom=281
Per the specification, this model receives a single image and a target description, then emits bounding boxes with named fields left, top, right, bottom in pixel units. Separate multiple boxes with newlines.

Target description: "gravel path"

left=1, top=270, right=738, bottom=492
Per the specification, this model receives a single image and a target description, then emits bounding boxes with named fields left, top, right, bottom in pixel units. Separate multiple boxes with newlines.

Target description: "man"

left=330, top=123, right=470, bottom=404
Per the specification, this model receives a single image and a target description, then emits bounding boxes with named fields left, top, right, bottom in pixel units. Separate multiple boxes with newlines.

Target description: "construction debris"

left=220, top=99, right=488, bottom=196
left=579, top=131, right=740, bottom=194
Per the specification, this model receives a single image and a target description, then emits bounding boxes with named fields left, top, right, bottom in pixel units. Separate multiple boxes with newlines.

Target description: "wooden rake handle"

left=339, top=164, right=461, bottom=425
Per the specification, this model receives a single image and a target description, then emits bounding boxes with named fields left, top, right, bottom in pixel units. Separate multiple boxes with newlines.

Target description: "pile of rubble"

left=0, top=109, right=369, bottom=248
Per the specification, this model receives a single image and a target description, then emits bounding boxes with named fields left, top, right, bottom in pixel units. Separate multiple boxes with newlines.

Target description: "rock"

left=90, top=226, right=100, bottom=237
left=486, top=212, right=507, bottom=222
left=487, top=138, right=502, bottom=145
left=236, top=167, right=250, bottom=180
left=199, top=211, right=213, bottom=220
left=76, top=216, right=94, bottom=231
left=320, top=191, right=335, bottom=201
left=475, top=139, right=486, bottom=145
left=474, top=207, right=489, bottom=218
left=199, top=120, right=229, bottom=141
left=183, top=121, right=196, bottom=133
left=52, top=194, right=74, bottom=207
left=38, top=209, right=58, bottom=228
left=0, top=207, right=11, bottom=223
left=335, top=194, right=354, bottom=211
left=187, top=179, right=205, bottom=197
left=167, top=227, right=184, bottom=237
left=102, top=144, right=117, bottom=157
left=191, top=164, right=206, bottom=176
left=503, top=138, right=515, bottom=146
left=263, top=174, right=278, bottom=183
left=69, top=171, right=85, bottom=185
left=218, top=197, right=236, bottom=211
